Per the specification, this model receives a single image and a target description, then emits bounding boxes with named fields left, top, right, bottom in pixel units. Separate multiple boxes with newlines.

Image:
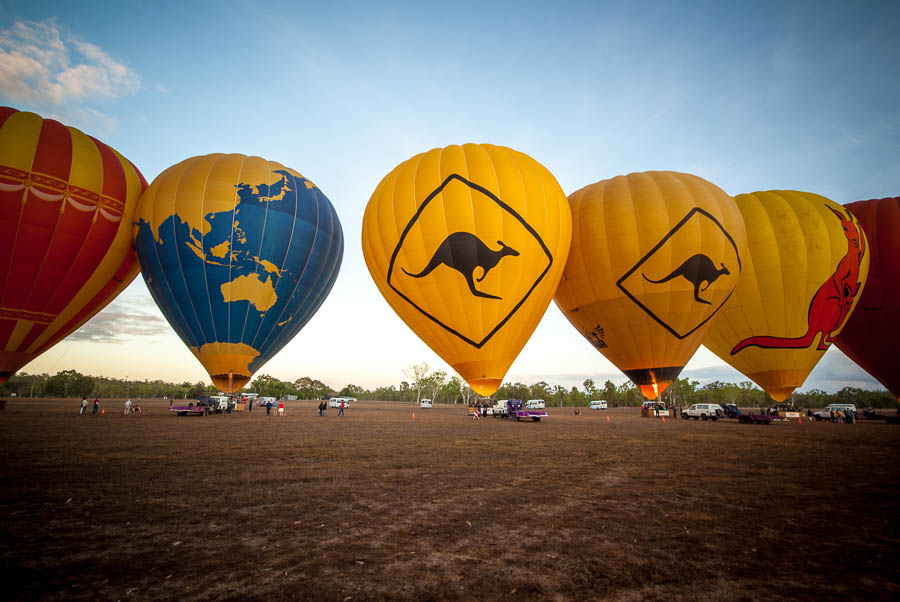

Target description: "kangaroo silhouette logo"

left=731, top=205, right=866, bottom=354
left=402, top=232, right=519, bottom=300
left=387, top=173, right=553, bottom=349
left=616, top=207, right=742, bottom=340
left=643, top=254, right=730, bottom=305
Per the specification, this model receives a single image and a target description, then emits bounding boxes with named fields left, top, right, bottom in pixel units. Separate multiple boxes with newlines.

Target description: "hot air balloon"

left=361, top=143, right=571, bottom=396
left=133, top=154, right=343, bottom=392
left=835, top=196, right=899, bottom=397
left=0, top=107, right=146, bottom=385
left=703, top=190, right=869, bottom=401
left=554, top=171, right=747, bottom=399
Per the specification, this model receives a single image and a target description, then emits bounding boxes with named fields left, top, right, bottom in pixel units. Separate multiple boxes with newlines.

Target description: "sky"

left=1, top=0, right=898, bottom=393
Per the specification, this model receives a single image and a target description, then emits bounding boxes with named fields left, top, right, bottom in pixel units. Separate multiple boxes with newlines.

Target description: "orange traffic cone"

left=799, top=417, right=802, bottom=424
left=661, top=416, right=666, bottom=423
left=412, top=412, right=416, bottom=420
left=606, top=415, right=610, bottom=423
left=100, top=409, right=104, bottom=415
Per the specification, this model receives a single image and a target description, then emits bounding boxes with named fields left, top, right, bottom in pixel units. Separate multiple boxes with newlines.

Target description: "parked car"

left=525, top=399, right=546, bottom=410
left=683, top=403, right=724, bottom=421
left=420, top=398, right=433, bottom=408
left=329, top=396, right=356, bottom=408
left=813, top=403, right=857, bottom=421
left=588, top=400, right=608, bottom=410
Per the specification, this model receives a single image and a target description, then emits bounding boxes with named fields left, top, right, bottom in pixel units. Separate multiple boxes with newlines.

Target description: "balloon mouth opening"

left=639, top=382, right=670, bottom=400
left=469, top=378, right=502, bottom=397
left=0, top=371, right=10, bottom=386
left=211, top=373, right=251, bottom=393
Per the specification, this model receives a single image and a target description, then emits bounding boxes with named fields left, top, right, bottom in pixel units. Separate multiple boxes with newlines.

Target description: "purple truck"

left=738, top=413, right=772, bottom=425
left=169, top=403, right=211, bottom=416
left=514, top=410, right=548, bottom=422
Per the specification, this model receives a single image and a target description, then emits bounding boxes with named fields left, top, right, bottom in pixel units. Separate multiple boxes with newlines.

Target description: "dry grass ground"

left=1, top=398, right=898, bottom=601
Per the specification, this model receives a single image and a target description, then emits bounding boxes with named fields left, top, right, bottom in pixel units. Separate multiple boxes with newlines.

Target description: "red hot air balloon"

left=835, top=196, right=900, bottom=398
left=0, top=107, right=147, bottom=384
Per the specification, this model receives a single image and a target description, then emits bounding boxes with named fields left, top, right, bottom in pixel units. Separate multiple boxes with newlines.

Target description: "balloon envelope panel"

left=835, top=196, right=900, bottom=398
left=133, top=154, right=343, bottom=392
left=0, top=107, right=146, bottom=384
left=361, top=143, right=572, bottom=396
left=703, top=191, right=870, bottom=401
left=555, top=171, right=747, bottom=399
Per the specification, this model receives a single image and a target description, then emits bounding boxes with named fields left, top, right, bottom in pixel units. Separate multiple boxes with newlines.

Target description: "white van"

left=813, top=403, right=857, bottom=420
left=420, top=398, right=433, bottom=408
left=684, top=403, right=723, bottom=421
left=525, top=399, right=546, bottom=410
left=329, top=397, right=356, bottom=408
left=589, top=400, right=608, bottom=410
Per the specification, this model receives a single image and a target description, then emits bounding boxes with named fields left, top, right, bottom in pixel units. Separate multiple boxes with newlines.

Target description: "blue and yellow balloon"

left=133, top=154, right=343, bottom=392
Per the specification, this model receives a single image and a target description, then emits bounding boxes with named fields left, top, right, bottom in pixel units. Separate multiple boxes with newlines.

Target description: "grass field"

left=1, top=398, right=898, bottom=601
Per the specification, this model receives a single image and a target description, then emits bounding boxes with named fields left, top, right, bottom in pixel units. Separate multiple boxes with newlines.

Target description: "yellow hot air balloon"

left=361, top=143, right=572, bottom=396
left=703, top=190, right=869, bottom=401
left=555, top=171, right=747, bottom=399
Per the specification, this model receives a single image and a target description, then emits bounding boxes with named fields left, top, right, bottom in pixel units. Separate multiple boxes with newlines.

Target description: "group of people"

left=264, top=399, right=285, bottom=416
left=317, top=399, right=346, bottom=417
left=80, top=397, right=143, bottom=415
left=79, top=398, right=100, bottom=415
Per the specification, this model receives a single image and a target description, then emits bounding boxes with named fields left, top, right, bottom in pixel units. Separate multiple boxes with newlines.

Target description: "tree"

left=423, top=370, right=447, bottom=402
left=188, top=381, right=208, bottom=399
left=551, top=385, right=567, bottom=407
left=45, top=369, right=93, bottom=398
left=529, top=381, right=551, bottom=401
left=294, top=376, right=330, bottom=400
left=603, top=380, right=618, bottom=406
left=616, top=380, right=640, bottom=406
left=442, top=375, right=462, bottom=404
left=583, top=378, right=596, bottom=401
left=339, top=383, right=365, bottom=398
left=403, top=362, right=430, bottom=403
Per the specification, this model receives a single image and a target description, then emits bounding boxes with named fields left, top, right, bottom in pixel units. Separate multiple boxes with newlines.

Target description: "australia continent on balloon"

left=138, top=170, right=301, bottom=318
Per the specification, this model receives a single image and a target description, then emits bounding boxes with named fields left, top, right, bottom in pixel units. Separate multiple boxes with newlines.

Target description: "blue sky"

left=1, top=1, right=898, bottom=392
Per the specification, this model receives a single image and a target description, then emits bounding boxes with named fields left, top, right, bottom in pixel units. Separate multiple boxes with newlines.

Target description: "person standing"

left=92, top=399, right=100, bottom=415
left=124, top=399, right=132, bottom=415
left=80, top=398, right=88, bottom=415
left=339, top=399, right=345, bottom=417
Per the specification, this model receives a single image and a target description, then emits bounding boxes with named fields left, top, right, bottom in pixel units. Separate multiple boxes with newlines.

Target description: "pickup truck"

left=737, top=413, right=772, bottom=425
left=169, top=401, right=212, bottom=416
left=513, top=409, right=548, bottom=422
left=492, top=400, right=509, bottom=417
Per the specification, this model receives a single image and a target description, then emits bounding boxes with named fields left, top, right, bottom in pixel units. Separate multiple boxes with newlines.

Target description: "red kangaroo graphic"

left=731, top=205, right=865, bottom=354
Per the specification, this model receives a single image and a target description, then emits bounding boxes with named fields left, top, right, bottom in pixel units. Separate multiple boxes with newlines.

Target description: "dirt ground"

left=1, top=399, right=898, bottom=601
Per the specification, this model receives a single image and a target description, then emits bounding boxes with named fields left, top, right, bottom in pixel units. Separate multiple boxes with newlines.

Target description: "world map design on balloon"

left=134, top=167, right=343, bottom=377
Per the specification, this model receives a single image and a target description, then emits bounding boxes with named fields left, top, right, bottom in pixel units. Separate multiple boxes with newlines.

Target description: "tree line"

left=1, top=367, right=896, bottom=409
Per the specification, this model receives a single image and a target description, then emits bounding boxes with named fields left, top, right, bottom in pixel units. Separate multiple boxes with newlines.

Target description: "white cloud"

left=68, top=305, right=171, bottom=343
left=0, top=19, right=140, bottom=106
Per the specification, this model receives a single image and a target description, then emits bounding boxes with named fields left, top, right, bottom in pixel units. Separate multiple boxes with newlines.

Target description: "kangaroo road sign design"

left=387, top=174, right=552, bottom=348
left=618, top=207, right=742, bottom=340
